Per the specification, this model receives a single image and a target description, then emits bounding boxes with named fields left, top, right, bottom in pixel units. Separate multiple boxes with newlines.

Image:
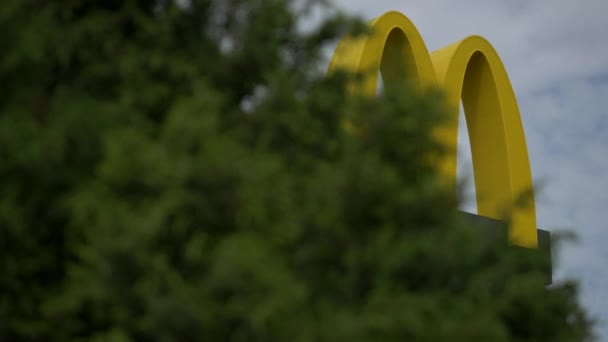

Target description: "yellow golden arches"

left=327, top=11, right=538, bottom=248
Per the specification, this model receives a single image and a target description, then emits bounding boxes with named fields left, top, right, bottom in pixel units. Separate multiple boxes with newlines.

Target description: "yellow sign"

left=328, top=11, right=538, bottom=248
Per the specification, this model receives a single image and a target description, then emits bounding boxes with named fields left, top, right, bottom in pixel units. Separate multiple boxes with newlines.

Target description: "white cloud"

left=329, top=0, right=608, bottom=338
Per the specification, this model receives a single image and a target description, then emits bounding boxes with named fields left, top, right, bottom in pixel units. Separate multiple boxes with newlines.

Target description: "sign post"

left=328, top=11, right=552, bottom=283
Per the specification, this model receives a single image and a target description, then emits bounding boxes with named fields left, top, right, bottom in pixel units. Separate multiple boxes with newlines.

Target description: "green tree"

left=0, top=0, right=594, bottom=341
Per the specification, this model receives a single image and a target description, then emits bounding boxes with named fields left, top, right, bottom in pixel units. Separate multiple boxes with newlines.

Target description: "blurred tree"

left=0, top=0, right=594, bottom=341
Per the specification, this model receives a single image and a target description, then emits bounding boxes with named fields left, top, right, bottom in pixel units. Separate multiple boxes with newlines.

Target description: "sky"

left=325, top=0, right=608, bottom=339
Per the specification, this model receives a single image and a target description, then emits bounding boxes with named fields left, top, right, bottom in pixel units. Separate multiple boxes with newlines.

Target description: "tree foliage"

left=0, top=0, right=594, bottom=340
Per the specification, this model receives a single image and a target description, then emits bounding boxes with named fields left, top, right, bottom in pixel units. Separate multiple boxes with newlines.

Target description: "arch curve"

left=327, top=11, right=437, bottom=94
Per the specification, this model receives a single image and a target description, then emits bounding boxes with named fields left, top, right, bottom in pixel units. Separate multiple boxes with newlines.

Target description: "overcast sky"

left=326, top=0, right=608, bottom=338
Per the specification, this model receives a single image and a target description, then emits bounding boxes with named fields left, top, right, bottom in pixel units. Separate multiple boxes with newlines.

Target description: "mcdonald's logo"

left=327, top=11, right=543, bottom=250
